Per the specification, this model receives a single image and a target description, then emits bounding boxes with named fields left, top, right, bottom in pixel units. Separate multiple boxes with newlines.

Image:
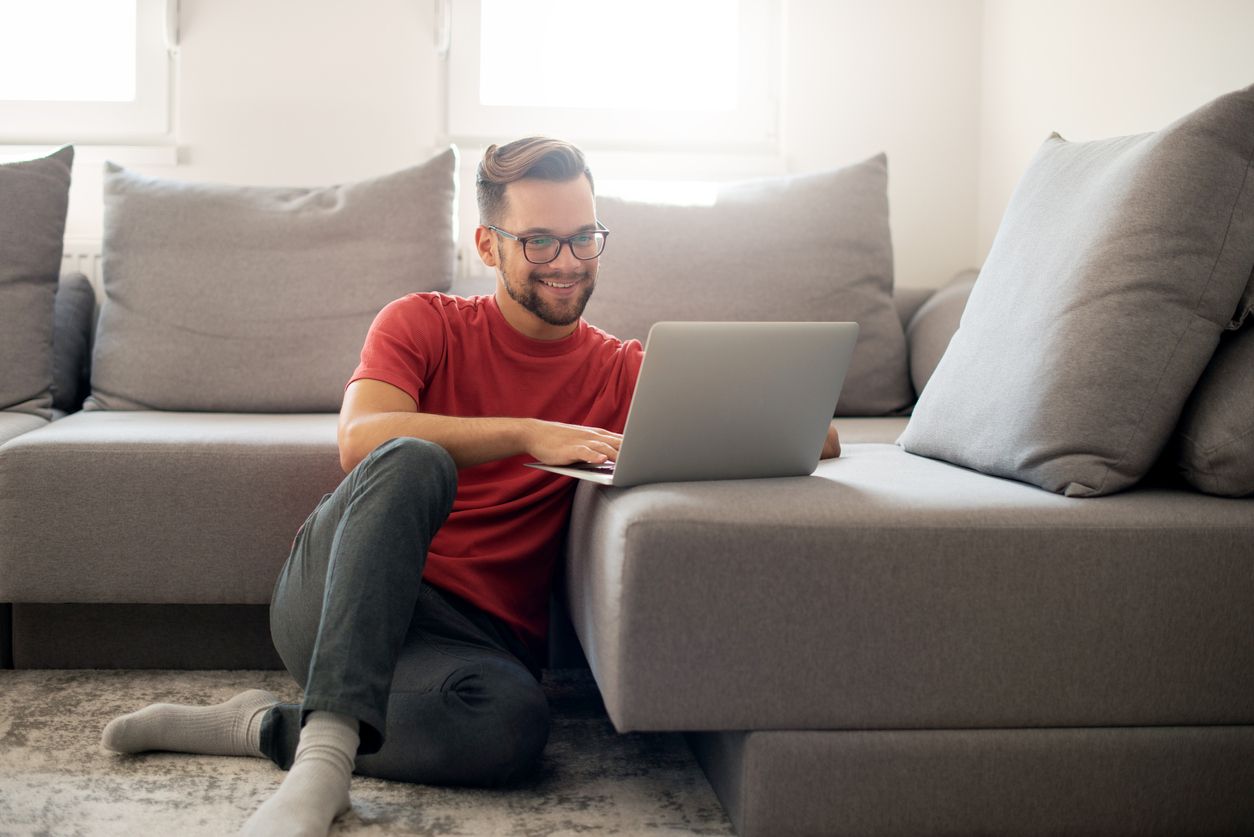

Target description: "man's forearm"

left=339, top=412, right=533, bottom=472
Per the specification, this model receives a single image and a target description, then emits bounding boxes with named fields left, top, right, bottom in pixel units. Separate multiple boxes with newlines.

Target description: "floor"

left=0, top=668, right=735, bottom=836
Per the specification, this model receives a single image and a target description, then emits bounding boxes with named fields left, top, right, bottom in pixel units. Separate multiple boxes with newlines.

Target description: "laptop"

left=526, top=321, right=859, bottom=487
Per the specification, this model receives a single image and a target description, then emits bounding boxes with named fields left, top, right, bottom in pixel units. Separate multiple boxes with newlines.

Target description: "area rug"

left=0, top=669, right=734, bottom=836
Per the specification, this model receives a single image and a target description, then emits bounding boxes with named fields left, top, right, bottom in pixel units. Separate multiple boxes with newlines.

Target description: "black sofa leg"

left=1, top=603, right=12, bottom=668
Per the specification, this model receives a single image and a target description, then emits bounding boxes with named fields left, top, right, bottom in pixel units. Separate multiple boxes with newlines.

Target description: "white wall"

left=978, top=0, right=1254, bottom=258
left=60, top=0, right=985, bottom=291
left=63, top=0, right=445, bottom=241
left=52, top=1, right=1254, bottom=292
left=784, top=0, right=983, bottom=288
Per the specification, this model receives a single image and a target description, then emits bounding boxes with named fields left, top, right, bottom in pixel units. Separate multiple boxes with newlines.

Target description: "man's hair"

left=476, top=137, right=594, bottom=225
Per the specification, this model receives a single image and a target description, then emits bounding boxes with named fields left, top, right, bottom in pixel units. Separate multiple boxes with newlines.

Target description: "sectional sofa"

left=3, top=84, right=1254, bottom=837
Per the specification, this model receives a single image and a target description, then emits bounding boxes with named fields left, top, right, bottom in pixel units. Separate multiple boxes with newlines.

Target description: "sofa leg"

left=0, top=604, right=12, bottom=669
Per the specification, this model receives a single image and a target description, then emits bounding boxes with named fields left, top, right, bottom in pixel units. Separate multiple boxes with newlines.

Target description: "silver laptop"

left=526, top=321, right=859, bottom=487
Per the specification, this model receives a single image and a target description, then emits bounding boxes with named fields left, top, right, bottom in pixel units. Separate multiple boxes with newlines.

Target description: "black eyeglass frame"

left=486, top=223, right=610, bottom=265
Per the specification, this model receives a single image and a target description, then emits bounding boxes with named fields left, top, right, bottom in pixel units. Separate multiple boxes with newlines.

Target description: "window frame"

left=0, top=0, right=175, bottom=144
left=441, top=0, right=782, bottom=153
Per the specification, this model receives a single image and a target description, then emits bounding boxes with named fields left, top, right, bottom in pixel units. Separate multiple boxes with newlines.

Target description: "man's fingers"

left=583, top=440, right=619, bottom=461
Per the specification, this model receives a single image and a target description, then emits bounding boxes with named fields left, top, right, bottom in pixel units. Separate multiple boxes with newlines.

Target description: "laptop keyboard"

left=570, top=461, right=616, bottom=473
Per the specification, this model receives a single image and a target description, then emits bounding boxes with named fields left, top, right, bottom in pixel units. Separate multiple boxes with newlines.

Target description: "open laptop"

left=526, top=321, right=859, bottom=487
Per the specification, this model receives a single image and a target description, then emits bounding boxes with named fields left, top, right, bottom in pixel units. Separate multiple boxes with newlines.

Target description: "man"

left=101, top=137, right=841, bottom=836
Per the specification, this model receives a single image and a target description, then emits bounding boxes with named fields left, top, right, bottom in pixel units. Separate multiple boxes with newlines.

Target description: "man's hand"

left=522, top=419, right=623, bottom=466
left=820, top=421, right=841, bottom=459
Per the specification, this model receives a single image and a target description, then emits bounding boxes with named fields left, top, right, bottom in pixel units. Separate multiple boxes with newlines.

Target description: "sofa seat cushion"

left=0, top=411, right=49, bottom=448
left=829, top=416, right=908, bottom=445
left=0, top=411, right=342, bottom=604
left=565, top=441, right=1254, bottom=732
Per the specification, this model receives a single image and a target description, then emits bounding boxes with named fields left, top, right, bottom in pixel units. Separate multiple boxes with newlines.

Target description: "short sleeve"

left=348, top=294, right=447, bottom=406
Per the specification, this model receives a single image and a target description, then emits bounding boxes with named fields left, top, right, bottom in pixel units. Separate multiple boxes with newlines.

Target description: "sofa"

left=4, top=86, right=1254, bottom=837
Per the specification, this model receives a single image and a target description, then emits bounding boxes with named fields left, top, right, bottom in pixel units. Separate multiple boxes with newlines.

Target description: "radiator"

left=61, top=238, right=104, bottom=301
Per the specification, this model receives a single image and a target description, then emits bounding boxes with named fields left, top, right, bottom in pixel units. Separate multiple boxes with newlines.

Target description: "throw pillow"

left=51, top=272, right=96, bottom=413
left=1173, top=323, right=1254, bottom=497
left=905, top=269, right=977, bottom=398
left=86, top=147, right=458, bottom=412
left=584, top=155, right=913, bottom=416
left=0, top=146, right=74, bottom=419
left=899, top=84, right=1254, bottom=497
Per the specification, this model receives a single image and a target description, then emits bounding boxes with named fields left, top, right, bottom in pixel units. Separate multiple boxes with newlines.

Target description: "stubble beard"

left=498, top=243, right=596, bottom=327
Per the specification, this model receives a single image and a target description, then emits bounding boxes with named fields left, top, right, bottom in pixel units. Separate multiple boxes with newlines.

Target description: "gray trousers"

left=259, top=437, right=551, bottom=787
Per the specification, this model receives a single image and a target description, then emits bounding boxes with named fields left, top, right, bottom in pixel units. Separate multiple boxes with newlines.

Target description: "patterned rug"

left=0, top=669, right=734, bottom=836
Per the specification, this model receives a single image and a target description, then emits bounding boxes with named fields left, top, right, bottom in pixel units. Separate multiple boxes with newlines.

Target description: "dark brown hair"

left=476, top=137, right=594, bottom=224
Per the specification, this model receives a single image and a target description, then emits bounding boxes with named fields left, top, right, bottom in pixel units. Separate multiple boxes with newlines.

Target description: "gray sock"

left=240, top=710, right=359, bottom=837
left=101, top=688, right=277, bottom=758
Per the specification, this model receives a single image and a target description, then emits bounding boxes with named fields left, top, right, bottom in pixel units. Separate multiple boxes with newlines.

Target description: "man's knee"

left=359, top=437, right=458, bottom=509
left=445, top=660, right=551, bottom=786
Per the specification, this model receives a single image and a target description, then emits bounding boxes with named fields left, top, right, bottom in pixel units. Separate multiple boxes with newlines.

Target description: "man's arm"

left=337, top=379, right=623, bottom=473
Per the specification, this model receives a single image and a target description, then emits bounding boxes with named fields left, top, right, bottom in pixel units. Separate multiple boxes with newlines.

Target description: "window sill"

left=0, top=143, right=179, bottom=167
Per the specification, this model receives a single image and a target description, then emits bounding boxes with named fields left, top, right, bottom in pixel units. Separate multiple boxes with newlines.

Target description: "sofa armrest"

left=906, top=268, right=978, bottom=398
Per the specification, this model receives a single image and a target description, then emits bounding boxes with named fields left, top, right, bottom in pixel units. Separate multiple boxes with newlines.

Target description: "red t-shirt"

left=348, top=293, right=643, bottom=660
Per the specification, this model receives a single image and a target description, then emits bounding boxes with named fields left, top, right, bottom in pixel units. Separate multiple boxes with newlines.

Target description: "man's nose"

left=550, top=241, right=583, bottom=271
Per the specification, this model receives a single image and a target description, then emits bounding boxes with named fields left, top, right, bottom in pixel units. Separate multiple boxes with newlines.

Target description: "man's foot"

left=102, top=688, right=277, bottom=757
left=240, top=710, right=359, bottom=837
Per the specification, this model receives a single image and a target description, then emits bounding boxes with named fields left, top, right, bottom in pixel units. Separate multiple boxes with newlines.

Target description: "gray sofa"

left=3, top=135, right=1254, bottom=836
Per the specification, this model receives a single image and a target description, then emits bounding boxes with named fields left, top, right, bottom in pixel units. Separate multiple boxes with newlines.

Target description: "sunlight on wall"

left=597, top=179, right=719, bottom=206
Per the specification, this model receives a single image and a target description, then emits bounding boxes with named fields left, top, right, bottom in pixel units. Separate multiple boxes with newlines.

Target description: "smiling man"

left=101, top=137, right=840, bottom=837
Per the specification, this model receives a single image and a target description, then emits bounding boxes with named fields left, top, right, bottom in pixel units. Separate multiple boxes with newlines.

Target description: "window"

left=0, top=0, right=175, bottom=142
left=443, top=0, right=780, bottom=152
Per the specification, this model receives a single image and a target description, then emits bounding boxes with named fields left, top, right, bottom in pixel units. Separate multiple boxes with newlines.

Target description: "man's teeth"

left=540, top=279, right=576, bottom=288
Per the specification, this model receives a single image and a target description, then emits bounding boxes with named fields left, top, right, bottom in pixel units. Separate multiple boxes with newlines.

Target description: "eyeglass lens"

left=524, top=231, right=606, bottom=264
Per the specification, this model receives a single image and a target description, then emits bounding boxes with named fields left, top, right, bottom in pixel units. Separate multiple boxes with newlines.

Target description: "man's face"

left=482, top=176, right=599, bottom=336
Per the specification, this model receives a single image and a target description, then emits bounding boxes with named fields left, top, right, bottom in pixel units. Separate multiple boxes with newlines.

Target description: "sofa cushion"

left=0, top=411, right=49, bottom=448
left=0, top=411, right=343, bottom=603
left=0, top=146, right=74, bottom=419
left=565, top=439, right=1254, bottom=733
left=899, top=84, right=1254, bottom=496
left=1173, top=323, right=1254, bottom=496
left=86, top=148, right=458, bottom=412
left=585, top=155, right=913, bottom=416
left=891, top=285, right=933, bottom=332
left=905, top=269, right=976, bottom=397
left=51, top=272, right=96, bottom=414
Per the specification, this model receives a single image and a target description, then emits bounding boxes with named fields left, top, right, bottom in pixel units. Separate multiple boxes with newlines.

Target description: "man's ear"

left=474, top=226, right=497, bottom=268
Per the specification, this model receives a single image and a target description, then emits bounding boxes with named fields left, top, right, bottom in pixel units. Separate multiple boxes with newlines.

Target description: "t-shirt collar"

left=485, top=293, right=588, bottom=357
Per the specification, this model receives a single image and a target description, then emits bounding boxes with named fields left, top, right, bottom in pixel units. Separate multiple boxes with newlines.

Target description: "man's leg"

left=244, top=436, right=458, bottom=834
left=102, top=436, right=458, bottom=835
left=261, top=582, right=551, bottom=787
left=266, top=436, right=458, bottom=748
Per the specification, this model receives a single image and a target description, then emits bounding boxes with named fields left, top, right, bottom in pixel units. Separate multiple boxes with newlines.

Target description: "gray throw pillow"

left=899, top=84, right=1254, bottom=497
left=0, top=146, right=74, bottom=418
left=585, top=155, right=913, bottom=416
left=52, top=272, right=96, bottom=413
left=86, top=148, right=458, bottom=412
left=905, top=269, right=977, bottom=398
left=1173, top=324, right=1254, bottom=497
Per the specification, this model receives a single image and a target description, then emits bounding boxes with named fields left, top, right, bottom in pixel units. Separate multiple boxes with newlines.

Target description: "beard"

left=498, top=243, right=596, bottom=327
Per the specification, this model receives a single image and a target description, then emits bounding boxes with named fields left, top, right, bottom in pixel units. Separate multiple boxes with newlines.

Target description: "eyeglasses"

left=487, top=224, right=609, bottom=265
